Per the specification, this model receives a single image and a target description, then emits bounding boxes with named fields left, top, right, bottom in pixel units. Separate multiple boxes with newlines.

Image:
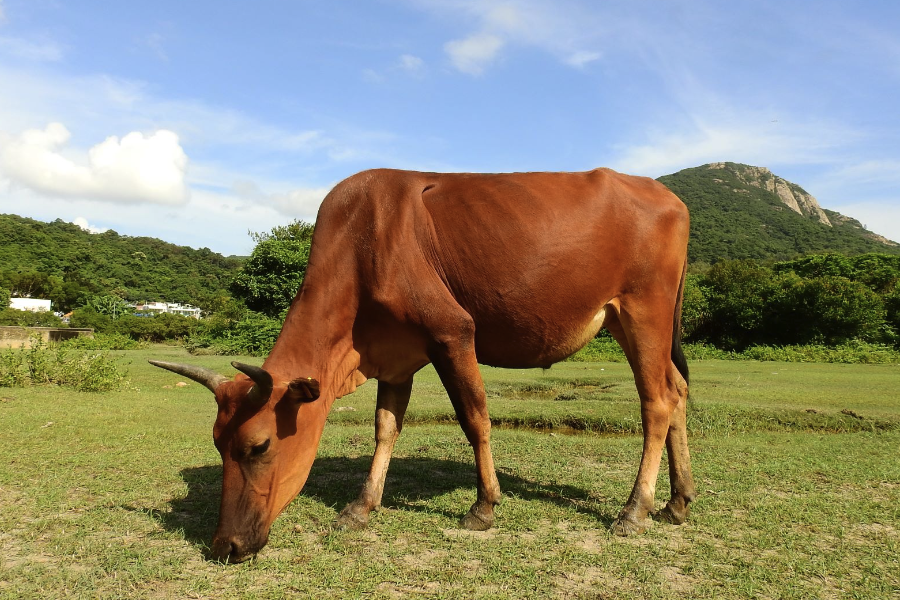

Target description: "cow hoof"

left=656, top=502, right=689, bottom=525
left=459, top=509, right=493, bottom=531
left=334, top=505, right=370, bottom=531
left=610, top=516, right=652, bottom=537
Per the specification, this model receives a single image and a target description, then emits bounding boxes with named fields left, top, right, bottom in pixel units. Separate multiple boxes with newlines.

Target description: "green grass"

left=1, top=346, right=898, bottom=599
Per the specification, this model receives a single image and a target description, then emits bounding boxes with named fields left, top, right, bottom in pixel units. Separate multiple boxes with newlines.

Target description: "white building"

left=134, top=302, right=202, bottom=319
left=10, top=298, right=52, bottom=312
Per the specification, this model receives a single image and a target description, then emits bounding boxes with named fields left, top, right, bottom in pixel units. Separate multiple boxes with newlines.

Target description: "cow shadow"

left=158, top=456, right=613, bottom=550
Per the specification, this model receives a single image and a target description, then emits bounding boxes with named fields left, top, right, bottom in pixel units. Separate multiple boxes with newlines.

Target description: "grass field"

left=1, top=346, right=898, bottom=599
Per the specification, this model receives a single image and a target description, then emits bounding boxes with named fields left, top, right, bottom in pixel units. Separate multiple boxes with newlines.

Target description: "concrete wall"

left=0, top=327, right=94, bottom=349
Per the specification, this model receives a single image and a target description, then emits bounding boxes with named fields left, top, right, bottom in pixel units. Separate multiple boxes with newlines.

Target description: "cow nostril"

left=210, top=537, right=236, bottom=562
left=228, top=541, right=243, bottom=562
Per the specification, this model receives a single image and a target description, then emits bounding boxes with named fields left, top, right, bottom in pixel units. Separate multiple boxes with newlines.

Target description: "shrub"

left=680, top=274, right=709, bottom=339
left=68, top=307, right=113, bottom=332
left=186, top=309, right=283, bottom=356
left=113, top=313, right=198, bottom=342
left=740, top=340, right=900, bottom=364
left=61, top=332, right=147, bottom=350
left=0, top=336, right=128, bottom=391
left=0, top=308, right=63, bottom=327
left=779, top=276, right=884, bottom=345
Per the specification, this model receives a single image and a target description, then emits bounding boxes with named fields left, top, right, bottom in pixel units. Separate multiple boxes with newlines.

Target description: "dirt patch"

left=658, top=565, right=698, bottom=594
left=376, top=581, right=441, bottom=599
left=441, top=528, right=500, bottom=540
left=846, top=521, right=898, bottom=543
left=399, top=548, right=449, bottom=571
left=554, top=566, right=635, bottom=599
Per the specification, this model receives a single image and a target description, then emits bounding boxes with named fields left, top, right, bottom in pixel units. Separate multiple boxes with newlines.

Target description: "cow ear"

left=287, top=377, right=320, bottom=402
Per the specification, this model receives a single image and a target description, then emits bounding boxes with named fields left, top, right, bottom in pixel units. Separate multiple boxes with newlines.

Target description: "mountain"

left=0, top=214, right=243, bottom=312
left=658, top=162, right=900, bottom=264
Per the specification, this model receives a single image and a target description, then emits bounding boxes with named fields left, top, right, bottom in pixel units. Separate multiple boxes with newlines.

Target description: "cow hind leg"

left=335, top=378, right=413, bottom=530
left=657, top=373, right=695, bottom=525
left=608, top=303, right=695, bottom=536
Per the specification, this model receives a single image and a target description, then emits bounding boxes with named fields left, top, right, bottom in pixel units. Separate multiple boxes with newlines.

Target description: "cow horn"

left=231, top=361, right=273, bottom=406
left=148, top=360, right=229, bottom=393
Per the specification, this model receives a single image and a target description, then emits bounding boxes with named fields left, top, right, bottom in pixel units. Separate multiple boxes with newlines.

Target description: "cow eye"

left=249, top=439, right=270, bottom=457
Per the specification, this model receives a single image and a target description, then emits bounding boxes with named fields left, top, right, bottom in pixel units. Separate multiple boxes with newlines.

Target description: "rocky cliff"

left=706, top=162, right=832, bottom=226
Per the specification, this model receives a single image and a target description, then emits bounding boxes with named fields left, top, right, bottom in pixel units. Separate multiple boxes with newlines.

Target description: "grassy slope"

left=1, top=347, right=898, bottom=599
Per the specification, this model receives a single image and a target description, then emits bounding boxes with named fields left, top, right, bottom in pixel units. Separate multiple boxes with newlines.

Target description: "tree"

left=690, top=258, right=891, bottom=348
left=229, top=220, right=315, bottom=318
left=68, top=307, right=112, bottom=332
left=0, top=287, right=10, bottom=309
left=83, top=295, right=132, bottom=319
left=695, top=260, right=782, bottom=349
left=883, top=282, right=900, bottom=344
left=777, top=276, right=885, bottom=345
left=680, top=275, right=709, bottom=339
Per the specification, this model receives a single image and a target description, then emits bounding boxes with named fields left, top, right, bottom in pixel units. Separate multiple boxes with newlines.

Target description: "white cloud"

left=72, top=217, right=108, bottom=234
left=609, top=118, right=849, bottom=178
left=0, top=122, right=189, bottom=204
left=445, top=32, right=504, bottom=75
left=143, top=32, right=168, bottom=61
left=0, top=35, right=63, bottom=61
left=821, top=160, right=900, bottom=188
left=564, top=50, right=601, bottom=68
left=399, top=54, right=425, bottom=74
left=232, top=180, right=331, bottom=217
left=826, top=201, right=900, bottom=245
left=365, top=54, right=427, bottom=84
left=414, top=0, right=602, bottom=75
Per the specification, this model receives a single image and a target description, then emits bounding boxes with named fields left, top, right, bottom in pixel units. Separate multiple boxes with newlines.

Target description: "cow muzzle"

left=210, top=534, right=265, bottom=563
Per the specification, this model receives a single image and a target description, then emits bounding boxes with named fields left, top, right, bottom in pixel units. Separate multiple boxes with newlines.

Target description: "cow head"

left=150, top=360, right=322, bottom=563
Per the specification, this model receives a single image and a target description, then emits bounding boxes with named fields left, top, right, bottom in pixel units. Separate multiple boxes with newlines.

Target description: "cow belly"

left=472, top=304, right=611, bottom=369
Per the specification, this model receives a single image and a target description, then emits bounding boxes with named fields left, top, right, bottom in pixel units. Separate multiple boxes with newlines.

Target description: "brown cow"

left=151, top=167, right=695, bottom=563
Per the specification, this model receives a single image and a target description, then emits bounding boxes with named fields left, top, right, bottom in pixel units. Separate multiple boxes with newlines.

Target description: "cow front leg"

left=335, top=378, right=413, bottom=530
left=429, top=324, right=501, bottom=531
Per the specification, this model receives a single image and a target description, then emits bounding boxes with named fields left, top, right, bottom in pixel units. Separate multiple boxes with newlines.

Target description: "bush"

left=0, top=308, right=63, bottom=327
left=68, top=307, right=113, bottom=332
left=186, top=308, right=283, bottom=356
left=61, top=332, right=147, bottom=350
left=689, top=258, right=893, bottom=349
left=113, top=313, right=198, bottom=342
left=740, top=340, right=900, bottom=364
left=776, top=276, right=884, bottom=345
left=0, top=336, right=128, bottom=391
left=565, top=338, right=898, bottom=365
left=681, top=274, right=709, bottom=339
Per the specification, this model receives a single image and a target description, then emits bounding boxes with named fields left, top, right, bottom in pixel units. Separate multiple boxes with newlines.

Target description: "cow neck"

left=262, top=269, right=362, bottom=405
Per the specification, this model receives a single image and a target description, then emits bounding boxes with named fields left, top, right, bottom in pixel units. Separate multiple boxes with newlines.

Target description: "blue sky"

left=1, top=0, right=898, bottom=256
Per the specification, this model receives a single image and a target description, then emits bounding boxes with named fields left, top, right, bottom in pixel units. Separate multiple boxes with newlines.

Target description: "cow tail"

left=671, top=258, right=689, bottom=386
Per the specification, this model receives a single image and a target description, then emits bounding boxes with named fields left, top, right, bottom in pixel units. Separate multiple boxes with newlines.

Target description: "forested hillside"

left=3, top=162, right=898, bottom=318
left=658, top=163, right=900, bottom=264
left=0, top=214, right=243, bottom=312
